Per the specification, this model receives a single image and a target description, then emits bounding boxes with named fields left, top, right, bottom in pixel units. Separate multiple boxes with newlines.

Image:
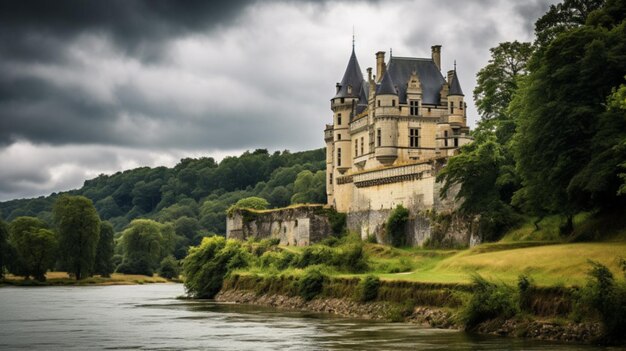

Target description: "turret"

left=374, top=70, right=399, bottom=165
left=447, top=66, right=464, bottom=125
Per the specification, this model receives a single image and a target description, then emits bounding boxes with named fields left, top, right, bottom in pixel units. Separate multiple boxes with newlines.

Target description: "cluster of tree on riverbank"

left=438, top=0, right=626, bottom=241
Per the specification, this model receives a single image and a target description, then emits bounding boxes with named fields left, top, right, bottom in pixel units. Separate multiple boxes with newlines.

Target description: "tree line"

left=438, top=0, right=626, bottom=240
left=0, top=148, right=326, bottom=280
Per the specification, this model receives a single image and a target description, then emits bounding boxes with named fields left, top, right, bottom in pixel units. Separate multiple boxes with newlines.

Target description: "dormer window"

left=348, top=85, right=352, bottom=94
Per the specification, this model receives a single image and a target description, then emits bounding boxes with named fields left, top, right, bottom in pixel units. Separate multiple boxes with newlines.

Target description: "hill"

left=0, top=148, right=326, bottom=236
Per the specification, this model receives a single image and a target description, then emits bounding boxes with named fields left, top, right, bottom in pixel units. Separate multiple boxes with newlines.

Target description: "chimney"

left=376, top=51, right=386, bottom=83
left=431, top=45, right=441, bottom=71
left=447, top=70, right=454, bottom=84
left=367, top=67, right=372, bottom=82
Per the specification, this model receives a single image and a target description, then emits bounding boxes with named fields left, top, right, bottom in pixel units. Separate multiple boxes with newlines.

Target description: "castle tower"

left=438, top=66, right=465, bottom=150
left=374, top=69, right=399, bottom=165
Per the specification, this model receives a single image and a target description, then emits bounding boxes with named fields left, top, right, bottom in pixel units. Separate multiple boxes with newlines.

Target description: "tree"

left=8, top=217, right=57, bottom=281
left=512, top=1, right=626, bottom=226
left=534, top=0, right=605, bottom=48
left=53, top=195, right=101, bottom=280
left=93, top=221, right=115, bottom=277
left=158, top=255, right=180, bottom=279
left=291, top=170, right=326, bottom=204
left=117, top=219, right=170, bottom=276
left=473, top=41, right=534, bottom=129
left=174, top=216, right=200, bottom=241
left=0, top=220, right=9, bottom=279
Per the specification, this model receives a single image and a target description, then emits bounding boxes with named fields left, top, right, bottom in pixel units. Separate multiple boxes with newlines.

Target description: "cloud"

left=0, top=0, right=556, bottom=201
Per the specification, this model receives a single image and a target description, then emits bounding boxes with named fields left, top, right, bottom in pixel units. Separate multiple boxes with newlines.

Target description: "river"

left=0, top=284, right=614, bottom=350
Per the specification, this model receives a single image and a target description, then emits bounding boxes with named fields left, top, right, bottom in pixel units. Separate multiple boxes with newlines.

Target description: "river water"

left=0, top=284, right=615, bottom=350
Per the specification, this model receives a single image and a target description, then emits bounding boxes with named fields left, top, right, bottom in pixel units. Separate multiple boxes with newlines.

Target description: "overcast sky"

left=0, top=0, right=556, bottom=201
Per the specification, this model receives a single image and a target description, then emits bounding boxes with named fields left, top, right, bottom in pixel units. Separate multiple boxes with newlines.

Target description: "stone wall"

left=345, top=164, right=480, bottom=248
left=226, top=205, right=333, bottom=246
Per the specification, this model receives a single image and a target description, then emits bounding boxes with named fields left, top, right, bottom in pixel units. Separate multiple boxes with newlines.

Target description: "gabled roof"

left=376, top=70, right=398, bottom=95
left=334, top=48, right=365, bottom=99
left=448, top=70, right=464, bottom=96
left=385, top=57, right=446, bottom=104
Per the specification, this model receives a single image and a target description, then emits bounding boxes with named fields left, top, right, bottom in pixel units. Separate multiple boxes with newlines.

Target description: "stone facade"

left=226, top=205, right=334, bottom=246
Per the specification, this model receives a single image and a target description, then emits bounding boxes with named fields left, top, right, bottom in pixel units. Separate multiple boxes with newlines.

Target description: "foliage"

left=513, top=0, right=626, bottom=220
left=183, top=236, right=250, bottom=298
left=93, top=221, right=115, bottom=277
left=517, top=274, right=535, bottom=312
left=0, top=220, right=8, bottom=279
left=576, top=261, right=626, bottom=342
left=534, top=0, right=605, bottom=48
left=461, top=275, right=518, bottom=329
left=117, top=219, right=172, bottom=275
left=53, top=195, right=101, bottom=280
left=473, top=41, right=534, bottom=126
left=7, top=217, right=58, bottom=281
left=385, top=205, right=409, bottom=247
left=290, top=170, right=326, bottom=204
left=227, top=196, right=269, bottom=216
left=357, top=275, right=381, bottom=302
left=298, top=268, right=326, bottom=301
left=158, top=255, right=180, bottom=279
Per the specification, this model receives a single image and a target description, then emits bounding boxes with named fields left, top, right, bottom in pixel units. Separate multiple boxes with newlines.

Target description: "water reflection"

left=0, top=284, right=612, bottom=350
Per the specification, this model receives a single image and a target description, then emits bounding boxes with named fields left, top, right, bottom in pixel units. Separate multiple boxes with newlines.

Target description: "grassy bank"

left=1, top=272, right=171, bottom=286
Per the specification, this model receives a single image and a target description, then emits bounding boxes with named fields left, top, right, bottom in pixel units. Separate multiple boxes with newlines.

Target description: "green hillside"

left=0, top=148, right=326, bottom=237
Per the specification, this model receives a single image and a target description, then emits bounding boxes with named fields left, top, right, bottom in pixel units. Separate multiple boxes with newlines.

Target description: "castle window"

left=337, top=113, right=342, bottom=125
left=392, top=99, right=396, bottom=107
left=329, top=173, right=333, bottom=185
left=377, top=129, right=381, bottom=147
left=355, top=139, right=358, bottom=157
left=377, top=100, right=381, bottom=107
left=454, top=138, right=459, bottom=147
left=410, top=100, right=419, bottom=116
left=460, top=101, right=463, bottom=110
left=337, top=148, right=342, bottom=166
left=360, top=137, right=364, bottom=155
left=341, top=98, right=345, bottom=104
left=444, top=131, right=449, bottom=147
left=337, top=134, right=341, bottom=140
left=409, top=128, right=420, bottom=148
left=450, top=101, right=454, bottom=114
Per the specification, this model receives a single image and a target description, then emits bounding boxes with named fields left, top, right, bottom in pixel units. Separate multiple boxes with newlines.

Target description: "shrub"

left=386, top=205, right=409, bottom=247
left=577, top=261, right=626, bottom=343
left=334, top=243, right=368, bottom=273
left=183, top=236, right=251, bottom=298
left=298, top=268, right=326, bottom=301
left=116, top=253, right=154, bottom=276
left=357, top=275, right=381, bottom=302
left=517, top=274, right=534, bottom=312
left=296, top=245, right=333, bottom=268
left=158, top=255, right=180, bottom=279
left=461, top=274, right=518, bottom=329
left=366, top=234, right=377, bottom=244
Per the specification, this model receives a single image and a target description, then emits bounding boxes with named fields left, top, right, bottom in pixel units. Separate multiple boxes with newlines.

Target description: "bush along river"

left=0, top=284, right=615, bottom=350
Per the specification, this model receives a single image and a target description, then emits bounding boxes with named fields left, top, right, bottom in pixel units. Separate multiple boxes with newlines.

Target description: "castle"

left=325, top=44, right=474, bottom=244
left=227, top=44, right=478, bottom=247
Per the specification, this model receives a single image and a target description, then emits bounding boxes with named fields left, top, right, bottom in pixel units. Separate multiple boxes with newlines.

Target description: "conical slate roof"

left=376, top=70, right=397, bottom=95
left=449, top=70, right=464, bottom=96
left=334, top=48, right=365, bottom=98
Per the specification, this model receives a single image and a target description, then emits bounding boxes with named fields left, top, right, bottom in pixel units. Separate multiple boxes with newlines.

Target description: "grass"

left=1, top=272, right=170, bottom=286
left=243, top=240, right=626, bottom=287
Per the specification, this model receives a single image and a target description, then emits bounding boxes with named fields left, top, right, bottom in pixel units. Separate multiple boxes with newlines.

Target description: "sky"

left=0, top=0, right=556, bottom=201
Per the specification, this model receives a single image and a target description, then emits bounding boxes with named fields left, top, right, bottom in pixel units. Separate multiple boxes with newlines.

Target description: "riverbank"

left=0, top=271, right=172, bottom=286
left=216, top=274, right=604, bottom=344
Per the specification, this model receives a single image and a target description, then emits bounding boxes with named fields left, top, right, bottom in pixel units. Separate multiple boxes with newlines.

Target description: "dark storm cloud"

left=0, top=0, right=255, bottom=62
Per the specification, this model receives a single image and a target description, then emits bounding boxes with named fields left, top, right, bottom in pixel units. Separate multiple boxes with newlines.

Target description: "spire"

left=376, top=70, right=397, bottom=96
left=352, top=26, right=355, bottom=51
left=449, top=65, right=464, bottom=96
left=334, top=44, right=365, bottom=98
